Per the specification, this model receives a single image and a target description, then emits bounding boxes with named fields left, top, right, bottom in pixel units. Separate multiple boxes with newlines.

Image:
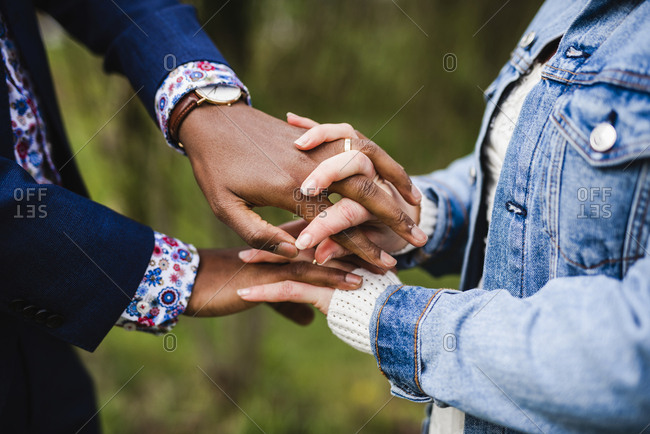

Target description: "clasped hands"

left=179, top=103, right=424, bottom=323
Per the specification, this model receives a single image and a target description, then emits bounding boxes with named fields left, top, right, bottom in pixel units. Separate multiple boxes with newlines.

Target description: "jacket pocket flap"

left=552, top=83, right=650, bottom=167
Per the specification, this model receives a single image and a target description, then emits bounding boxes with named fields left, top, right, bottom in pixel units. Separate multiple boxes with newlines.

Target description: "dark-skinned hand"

left=179, top=102, right=423, bottom=269
left=184, top=247, right=361, bottom=325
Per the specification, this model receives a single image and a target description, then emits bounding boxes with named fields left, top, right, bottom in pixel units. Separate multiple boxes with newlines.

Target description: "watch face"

left=196, top=84, right=242, bottom=104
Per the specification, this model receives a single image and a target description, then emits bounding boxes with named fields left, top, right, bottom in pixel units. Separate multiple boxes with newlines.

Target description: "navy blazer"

left=0, top=1, right=229, bottom=431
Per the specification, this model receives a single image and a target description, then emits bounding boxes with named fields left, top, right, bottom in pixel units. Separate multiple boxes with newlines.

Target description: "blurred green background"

left=40, top=0, right=542, bottom=432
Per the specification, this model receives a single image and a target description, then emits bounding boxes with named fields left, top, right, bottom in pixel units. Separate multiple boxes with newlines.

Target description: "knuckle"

left=290, top=261, right=309, bottom=277
left=394, top=209, right=412, bottom=228
left=356, top=177, right=378, bottom=199
left=340, top=123, right=355, bottom=134
left=337, top=199, right=362, bottom=225
left=359, top=140, right=377, bottom=157
left=279, top=280, right=296, bottom=299
left=358, top=153, right=374, bottom=175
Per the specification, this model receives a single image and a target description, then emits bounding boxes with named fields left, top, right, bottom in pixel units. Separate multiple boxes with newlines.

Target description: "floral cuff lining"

left=115, top=231, right=200, bottom=335
left=154, top=60, right=251, bottom=151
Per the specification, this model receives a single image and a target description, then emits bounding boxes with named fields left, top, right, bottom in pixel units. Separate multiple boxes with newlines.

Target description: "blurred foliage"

left=41, top=0, right=542, bottom=432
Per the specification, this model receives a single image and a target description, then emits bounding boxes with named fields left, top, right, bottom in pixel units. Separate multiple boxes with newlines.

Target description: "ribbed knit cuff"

left=327, top=268, right=402, bottom=354
left=391, top=192, right=437, bottom=255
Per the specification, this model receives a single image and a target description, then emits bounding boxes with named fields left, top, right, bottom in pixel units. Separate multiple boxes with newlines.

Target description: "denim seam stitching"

left=431, top=179, right=469, bottom=223
left=627, top=166, right=650, bottom=272
left=374, top=285, right=405, bottom=380
left=432, top=192, right=453, bottom=256
left=413, top=288, right=446, bottom=394
left=542, top=72, right=650, bottom=94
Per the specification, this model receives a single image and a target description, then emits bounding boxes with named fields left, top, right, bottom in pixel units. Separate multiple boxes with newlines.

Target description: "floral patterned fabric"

left=0, top=14, right=60, bottom=185
left=154, top=60, right=250, bottom=150
left=0, top=12, right=246, bottom=334
left=115, top=231, right=200, bottom=334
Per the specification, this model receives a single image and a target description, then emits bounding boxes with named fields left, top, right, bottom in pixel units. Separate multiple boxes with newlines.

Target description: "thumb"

left=221, top=200, right=299, bottom=258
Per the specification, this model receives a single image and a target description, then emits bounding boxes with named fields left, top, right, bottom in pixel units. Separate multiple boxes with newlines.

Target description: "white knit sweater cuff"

left=327, top=268, right=402, bottom=354
left=391, top=193, right=437, bottom=255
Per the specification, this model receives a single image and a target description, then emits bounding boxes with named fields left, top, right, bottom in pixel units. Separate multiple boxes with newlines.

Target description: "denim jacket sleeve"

left=396, top=153, right=476, bottom=276
left=372, top=244, right=650, bottom=432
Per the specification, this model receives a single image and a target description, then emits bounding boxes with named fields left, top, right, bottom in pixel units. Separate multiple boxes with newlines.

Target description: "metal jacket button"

left=519, top=31, right=536, bottom=49
left=590, top=122, right=617, bottom=152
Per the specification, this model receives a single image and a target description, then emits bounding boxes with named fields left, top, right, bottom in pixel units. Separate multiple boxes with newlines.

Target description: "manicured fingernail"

left=317, top=254, right=333, bottom=266
left=237, top=288, right=250, bottom=297
left=238, top=250, right=253, bottom=261
left=295, top=134, right=309, bottom=148
left=412, top=226, right=428, bottom=244
left=301, top=179, right=318, bottom=196
left=345, top=273, right=362, bottom=285
left=287, top=112, right=296, bottom=117
left=411, top=183, right=422, bottom=201
left=380, top=251, right=397, bottom=268
left=274, top=242, right=298, bottom=257
left=295, top=233, right=313, bottom=250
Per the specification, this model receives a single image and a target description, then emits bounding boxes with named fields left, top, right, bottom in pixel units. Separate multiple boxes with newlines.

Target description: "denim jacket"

left=376, top=0, right=650, bottom=432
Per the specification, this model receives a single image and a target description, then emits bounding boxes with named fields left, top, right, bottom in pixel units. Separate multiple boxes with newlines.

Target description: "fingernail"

left=237, top=288, right=250, bottom=297
left=380, top=251, right=397, bottom=268
left=317, top=254, right=333, bottom=266
left=287, top=112, right=296, bottom=117
left=295, top=134, right=309, bottom=148
left=301, top=179, right=318, bottom=196
left=274, top=242, right=298, bottom=257
left=295, top=233, right=313, bottom=250
left=345, top=273, right=362, bottom=285
left=411, top=183, right=422, bottom=202
left=238, top=250, right=253, bottom=261
left=412, top=226, right=428, bottom=245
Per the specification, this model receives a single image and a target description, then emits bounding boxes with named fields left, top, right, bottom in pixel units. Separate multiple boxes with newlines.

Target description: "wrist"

left=178, top=100, right=250, bottom=156
left=327, top=268, right=401, bottom=354
left=154, top=61, right=250, bottom=150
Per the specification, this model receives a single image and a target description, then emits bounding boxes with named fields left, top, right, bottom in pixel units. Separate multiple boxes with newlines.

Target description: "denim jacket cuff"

left=370, top=284, right=442, bottom=403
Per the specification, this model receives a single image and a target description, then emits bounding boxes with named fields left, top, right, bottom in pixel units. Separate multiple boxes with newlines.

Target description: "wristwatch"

left=169, top=84, right=245, bottom=146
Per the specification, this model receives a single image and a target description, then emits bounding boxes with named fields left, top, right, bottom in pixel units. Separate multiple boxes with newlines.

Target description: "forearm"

left=38, top=0, right=230, bottom=119
left=396, top=153, right=476, bottom=274
left=1, top=157, right=153, bottom=351
left=372, top=269, right=650, bottom=432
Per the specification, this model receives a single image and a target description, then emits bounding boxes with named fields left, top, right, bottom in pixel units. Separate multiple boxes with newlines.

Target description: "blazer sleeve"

left=1, top=157, right=154, bottom=351
left=35, top=0, right=229, bottom=119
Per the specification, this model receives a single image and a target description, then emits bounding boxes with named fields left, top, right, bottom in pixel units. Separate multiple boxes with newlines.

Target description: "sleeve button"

left=45, top=314, right=65, bottom=329
left=519, top=31, right=536, bottom=49
left=22, top=305, right=39, bottom=319
left=34, top=309, right=50, bottom=324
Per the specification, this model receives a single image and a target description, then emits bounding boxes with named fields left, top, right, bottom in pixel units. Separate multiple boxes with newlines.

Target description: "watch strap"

left=169, top=91, right=201, bottom=145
